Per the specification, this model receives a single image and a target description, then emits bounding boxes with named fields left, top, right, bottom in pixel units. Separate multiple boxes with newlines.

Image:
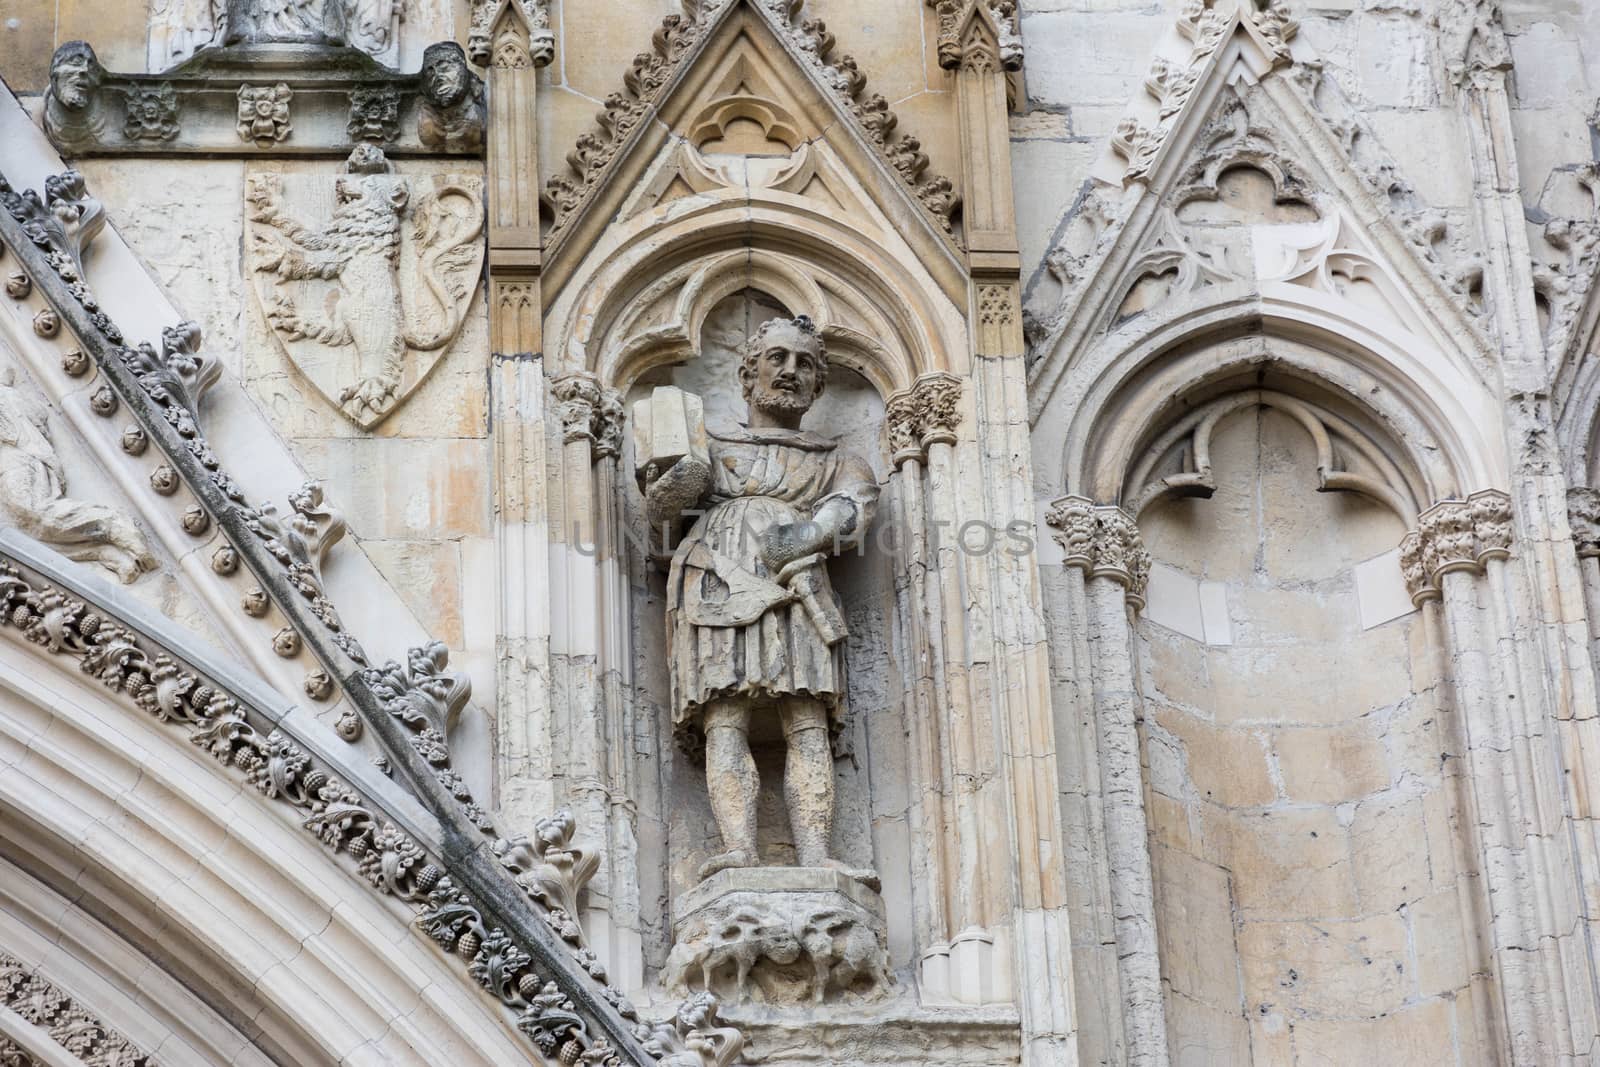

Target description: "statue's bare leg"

left=699, top=698, right=759, bottom=881
left=781, top=699, right=880, bottom=890
left=779, top=698, right=835, bottom=868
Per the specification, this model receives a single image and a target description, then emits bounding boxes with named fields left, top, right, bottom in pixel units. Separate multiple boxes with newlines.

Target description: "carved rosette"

left=1570, top=487, right=1600, bottom=559
left=1400, top=490, right=1515, bottom=604
left=1045, top=495, right=1152, bottom=610
left=885, top=372, right=964, bottom=467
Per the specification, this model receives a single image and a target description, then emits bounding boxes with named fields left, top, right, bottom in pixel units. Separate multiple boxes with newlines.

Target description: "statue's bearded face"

left=51, top=52, right=97, bottom=111
left=425, top=56, right=467, bottom=108
left=744, top=323, right=824, bottom=418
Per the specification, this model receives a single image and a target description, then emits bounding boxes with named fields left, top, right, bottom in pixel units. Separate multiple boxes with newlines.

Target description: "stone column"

left=1046, top=497, right=1165, bottom=1067
left=484, top=0, right=559, bottom=833
left=1403, top=491, right=1600, bottom=1062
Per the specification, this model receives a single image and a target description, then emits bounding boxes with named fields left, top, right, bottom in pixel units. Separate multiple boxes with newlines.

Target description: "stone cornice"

left=1399, top=489, right=1513, bottom=604
left=1043, top=495, right=1152, bottom=610
left=0, top=168, right=665, bottom=1065
left=41, top=39, right=484, bottom=157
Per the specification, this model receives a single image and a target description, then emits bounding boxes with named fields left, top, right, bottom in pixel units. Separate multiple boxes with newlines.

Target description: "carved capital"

left=885, top=372, right=964, bottom=465
left=1570, top=487, right=1600, bottom=559
left=552, top=372, right=626, bottom=457
left=1402, top=490, right=1515, bottom=602
left=1045, top=496, right=1152, bottom=610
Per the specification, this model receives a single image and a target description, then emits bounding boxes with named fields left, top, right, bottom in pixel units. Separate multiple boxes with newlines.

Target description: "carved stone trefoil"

left=245, top=146, right=485, bottom=428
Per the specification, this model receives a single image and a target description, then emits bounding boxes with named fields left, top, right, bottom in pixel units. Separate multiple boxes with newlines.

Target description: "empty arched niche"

left=1125, top=377, right=1486, bottom=1062
left=618, top=286, right=915, bottom=978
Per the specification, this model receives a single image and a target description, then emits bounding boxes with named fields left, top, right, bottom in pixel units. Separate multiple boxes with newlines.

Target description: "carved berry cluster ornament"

left=1045, top=496, right=1154, bottom=609
left=0, top=954, right=150, bottom=1067
left=1399, top=489, right=1514, bottom=603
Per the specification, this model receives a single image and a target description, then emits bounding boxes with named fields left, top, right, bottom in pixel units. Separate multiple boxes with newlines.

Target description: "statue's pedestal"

left=665, top=868, right=892, bottom=1005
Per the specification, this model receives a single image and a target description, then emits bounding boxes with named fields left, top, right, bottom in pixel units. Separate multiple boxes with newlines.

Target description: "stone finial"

left=1045, top=495, right=1152, bottom=609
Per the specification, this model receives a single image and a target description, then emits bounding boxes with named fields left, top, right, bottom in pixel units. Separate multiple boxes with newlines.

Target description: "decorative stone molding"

left=544, top=0, right=962, bottom=241
left=635, top=992, right=745, bottom=1067
left=1044, top=495, right=1152, bottom=609
left=42, top=35, right=486, bottom=157
left=496, top=810, right=600, bottom=946
left=469, top=0, right=555, bottom=68
left=885, top=372, right=964, bottom=466
left=1100, top=0, right=1296, bottom=187
left=0, top=165, right=688, bottom=1062
left=0, top=954, right=151, bottom=1066
left=0, top=543, right=691, bottom=1066
left=664, top=869, right=891, bottom=1006
left=1399, top=490, right=1514, bottom=603
left=1570, top=488, right=1600, bottom=559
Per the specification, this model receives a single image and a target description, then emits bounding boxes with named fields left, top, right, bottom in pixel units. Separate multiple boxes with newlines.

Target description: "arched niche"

left=1129, top=394, right=1484, bottom=1064
left=1033, top=287, right=1506, bottom=506
left=620, top=286, right=899, bottom=904
left=545, top=195, right=970, bottom=396
left=1034, top=305, right=1505, bottom=1066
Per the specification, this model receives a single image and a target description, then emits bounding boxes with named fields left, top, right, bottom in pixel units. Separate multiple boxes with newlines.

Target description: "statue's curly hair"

left=737, top=314, right=828, bottom=400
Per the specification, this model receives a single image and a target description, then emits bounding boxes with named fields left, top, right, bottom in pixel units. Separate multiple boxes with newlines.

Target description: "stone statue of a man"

left=644, top=316, right=879, bottom=885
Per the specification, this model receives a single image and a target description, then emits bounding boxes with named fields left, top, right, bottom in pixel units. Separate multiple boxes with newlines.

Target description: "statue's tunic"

left=666, top=426, right=878, bottom=732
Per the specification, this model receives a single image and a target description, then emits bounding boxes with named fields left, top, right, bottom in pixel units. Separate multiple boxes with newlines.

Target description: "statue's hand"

left=760, top=521, right=825, bottom=575
left=643, top=455, right=711, bottom=520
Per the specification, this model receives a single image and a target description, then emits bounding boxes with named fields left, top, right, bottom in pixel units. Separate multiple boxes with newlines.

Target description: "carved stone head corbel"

left=418, top=42, right=487, bottom=153
left=44, top=41, right=106, bottom=153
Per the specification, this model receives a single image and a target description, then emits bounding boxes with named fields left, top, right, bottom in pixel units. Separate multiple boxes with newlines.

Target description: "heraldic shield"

left=245, top=145, right=485, bottom=429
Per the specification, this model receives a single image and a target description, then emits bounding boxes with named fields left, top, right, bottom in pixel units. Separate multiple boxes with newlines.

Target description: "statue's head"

left=421, top=42, right=471, bottom=109
left=49, top=42, right=100, bottom=112
left=739, top=315, right=828, bottom=419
